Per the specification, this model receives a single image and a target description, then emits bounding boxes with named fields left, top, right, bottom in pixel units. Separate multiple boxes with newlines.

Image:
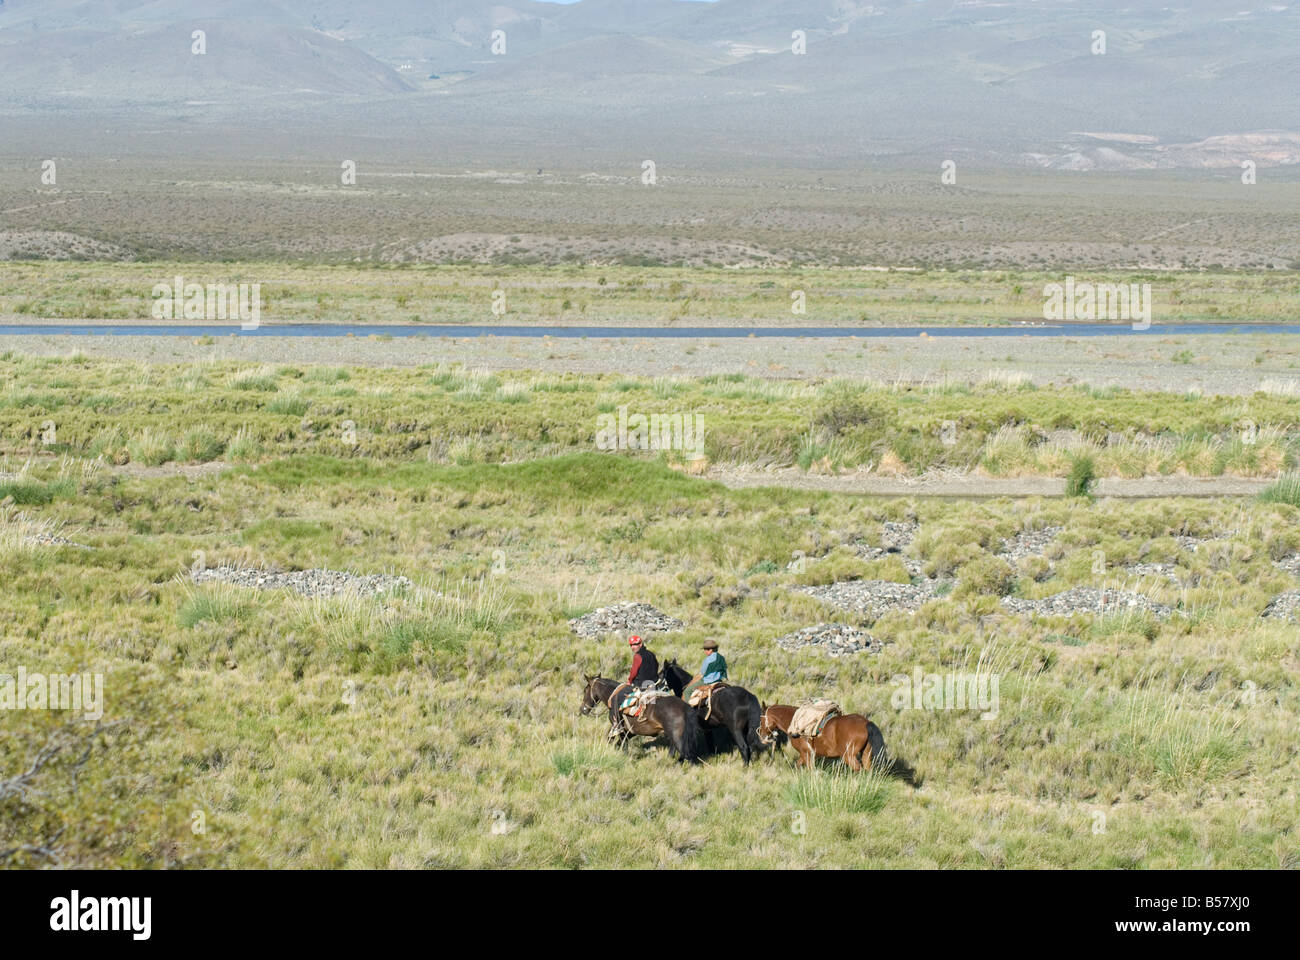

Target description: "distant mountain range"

left=2, top=0, right=1299, bottom=169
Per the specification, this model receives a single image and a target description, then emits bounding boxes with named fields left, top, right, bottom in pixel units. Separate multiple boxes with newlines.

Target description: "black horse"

left=579, top=676, right=700, bottom=764
left=659, top=659, right=763, bottom=764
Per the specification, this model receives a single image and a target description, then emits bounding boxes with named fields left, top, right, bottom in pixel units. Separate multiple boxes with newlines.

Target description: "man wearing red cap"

left=626, top=635, right=659, bottom=689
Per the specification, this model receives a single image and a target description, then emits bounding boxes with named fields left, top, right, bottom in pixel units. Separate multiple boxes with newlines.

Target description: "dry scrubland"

left=1, top=352, right=1299, bottom=868
left=2, top=161, right=1299, bottom=269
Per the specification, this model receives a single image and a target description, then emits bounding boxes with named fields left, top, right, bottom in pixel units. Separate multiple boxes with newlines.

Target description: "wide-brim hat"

left=702, top=639, right=719, bottom=649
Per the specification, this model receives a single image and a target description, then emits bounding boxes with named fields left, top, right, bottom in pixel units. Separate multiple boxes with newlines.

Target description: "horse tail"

left=681, top=701, right=702, bottom=764
left=746, top=694, right=762, bottom=752
left=866, top=720, right=887, bottom=770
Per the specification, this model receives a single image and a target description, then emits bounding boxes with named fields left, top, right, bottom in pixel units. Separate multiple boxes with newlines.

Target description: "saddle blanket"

left=789, top=699, right=842, bottom=739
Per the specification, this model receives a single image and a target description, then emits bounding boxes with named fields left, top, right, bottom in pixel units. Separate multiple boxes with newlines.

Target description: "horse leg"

left=730, top=713, right=752, bottom=764
left=843, top=740, right=862, bottom=771
left=607, top=705, right=634, bottom=749
left=866, top=721, right=886, bottom=771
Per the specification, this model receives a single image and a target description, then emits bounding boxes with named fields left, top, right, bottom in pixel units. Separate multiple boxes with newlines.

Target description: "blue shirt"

left=700, top=651, right=728, bottom=683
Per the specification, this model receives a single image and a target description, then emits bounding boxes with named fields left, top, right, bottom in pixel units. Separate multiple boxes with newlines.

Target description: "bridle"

left=757, top=705, right=782, bottom=744
left=580, top=677, right=606, bottom=715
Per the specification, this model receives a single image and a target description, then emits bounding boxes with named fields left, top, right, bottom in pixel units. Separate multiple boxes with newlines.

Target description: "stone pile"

left=192, top=566, right=412, bottom=598
left=799, top=579, right=938, bottom=621
left=1001, top=587, right=1173, bottom=619
left=774, top=623, right=882, bottom=657
left=568, top=601, right=684, bottom=638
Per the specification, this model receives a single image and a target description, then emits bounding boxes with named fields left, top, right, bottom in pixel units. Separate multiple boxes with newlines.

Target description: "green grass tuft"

left=784, top=766, right=892, bottom=815
left=177, top=587, right=250, bottom=628
left=1258, top=473, right=1300, bottom=506
left=1065, top=454, right=1097, bottom=498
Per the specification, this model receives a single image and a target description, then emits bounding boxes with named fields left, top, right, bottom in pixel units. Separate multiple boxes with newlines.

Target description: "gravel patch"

left=1122, top=562, right=1184, bottom=584
left=1273, top=555, right=1300, bottom=577
left=775, top=623, right=882, bottom=657
left=22, top=532, right=94, bottom=549
left=569, top=601, right=684, bottom=639
left=799, top=578, right=939, bottom=622
left=1262, top=592, right=1300, bottom=621
left=854, top=519, right=921, bottom=574
left=880, top=520, right=919, bottom=551
left=997, top=526, right=1061, bottom=560
left=1002, top=587, right=1173, bottom=619
left=854, top=543, right=924, bottom=577
left=7, top=332, right=1298, bottom=398
left=192, top=565, right=412, bottom=598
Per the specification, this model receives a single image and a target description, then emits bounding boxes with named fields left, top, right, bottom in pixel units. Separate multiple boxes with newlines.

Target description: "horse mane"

left=661, top=659, right=691, bottom=694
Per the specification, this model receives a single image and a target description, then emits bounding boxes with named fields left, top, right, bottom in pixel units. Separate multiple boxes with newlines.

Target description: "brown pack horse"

left=757, top=703, right=886, bottom=771
left=580, top=676, right=700, bottom=764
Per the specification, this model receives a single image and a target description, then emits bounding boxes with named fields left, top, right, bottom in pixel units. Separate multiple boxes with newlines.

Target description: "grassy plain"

left=5, top=260, right=1300, bottom=328
left=2, top=353, right=1299, bottom=868
left=1, top=353, right=1298, bottom=478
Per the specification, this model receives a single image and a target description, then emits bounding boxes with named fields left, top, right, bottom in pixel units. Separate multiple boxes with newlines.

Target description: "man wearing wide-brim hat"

left=683, top=638, right=728, bottom=701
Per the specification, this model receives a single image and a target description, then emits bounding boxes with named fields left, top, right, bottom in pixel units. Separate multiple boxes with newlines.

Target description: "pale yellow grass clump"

left=982, top=369, right=1034, bottom=388
left=1256, top=379, right=1300, bottom=397
left=0, top=505, right=65, bottom=555
left=229, top=364, right=283, bottom=390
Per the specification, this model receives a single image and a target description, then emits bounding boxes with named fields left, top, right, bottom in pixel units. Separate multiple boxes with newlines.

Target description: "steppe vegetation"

left=6, top=260, right=1300, bottom=328
left=2, top=352, right=1297, bottom=868
left=1, top=355, right=1297, bottom=480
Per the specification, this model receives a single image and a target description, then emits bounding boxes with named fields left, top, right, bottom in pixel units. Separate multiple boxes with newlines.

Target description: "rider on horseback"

left=682, top=638, right=727, bottom=701
left=626, top=635, right=659, bottom=689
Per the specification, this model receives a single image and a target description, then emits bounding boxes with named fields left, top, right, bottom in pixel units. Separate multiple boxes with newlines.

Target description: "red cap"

left=628, top=635, right=642, bottom=645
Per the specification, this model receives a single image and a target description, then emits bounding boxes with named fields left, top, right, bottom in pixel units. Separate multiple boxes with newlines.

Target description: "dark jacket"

left=628, top=648, right=659, bottom=687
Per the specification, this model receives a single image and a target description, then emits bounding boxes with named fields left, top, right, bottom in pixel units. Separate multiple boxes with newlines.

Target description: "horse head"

left=659, top=658, right=687, bottom=696
left=757, top=702, right=782, bottom=745
left=579, top=675, right=604, bottom=716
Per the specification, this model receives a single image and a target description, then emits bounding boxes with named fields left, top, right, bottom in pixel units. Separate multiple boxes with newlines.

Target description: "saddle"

left=687, top=682, right=731, bottom=723
left=789, top=699, right=842, bottom=739
left=686, top=682, right=728, bottom=709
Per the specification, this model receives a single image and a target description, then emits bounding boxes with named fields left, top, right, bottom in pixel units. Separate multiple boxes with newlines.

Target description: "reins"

left=605, top=681, right=633, bottom=708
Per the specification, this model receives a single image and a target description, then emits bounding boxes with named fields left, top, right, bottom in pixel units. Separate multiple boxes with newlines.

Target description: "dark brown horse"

left=659, top=659, right=762, bottom=764
left=579, top=676, right=700, bottom=764
left=757, top=703, right=886, bottom=771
